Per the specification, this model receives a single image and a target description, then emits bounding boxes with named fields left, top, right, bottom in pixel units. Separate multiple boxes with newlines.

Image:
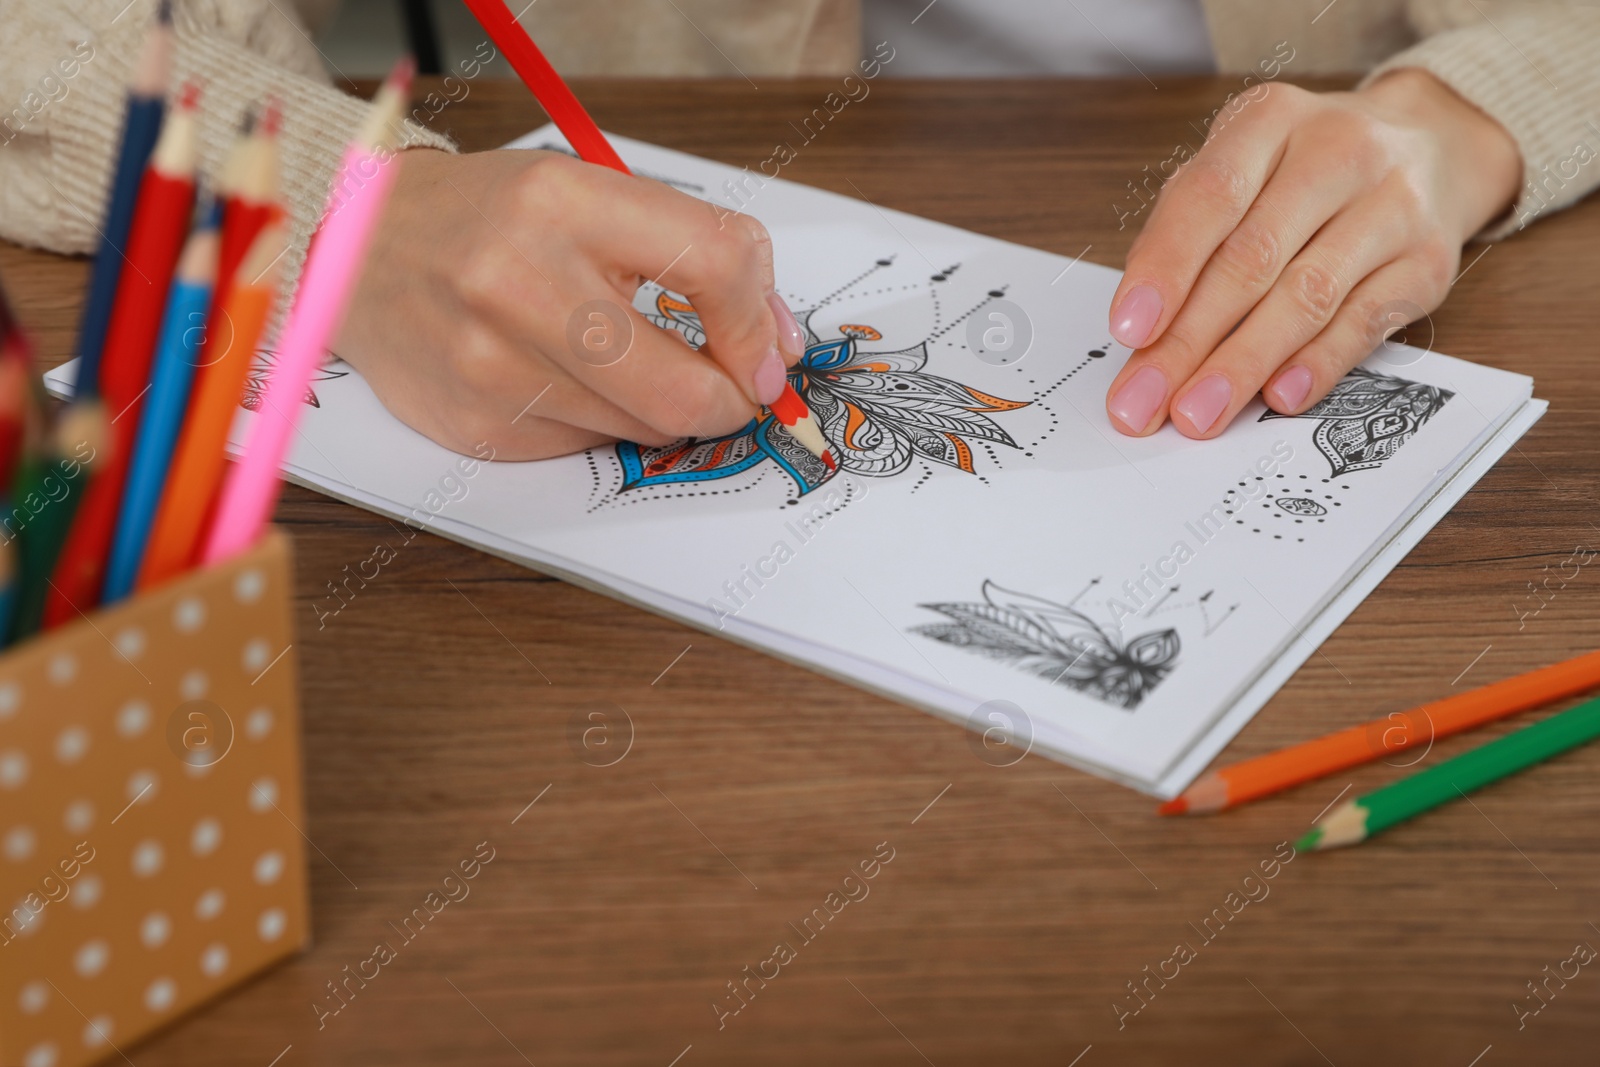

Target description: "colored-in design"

left=1259, top=366, right=1454, bottom=478
left=913, top=580, right=1180, bottom=710
left=617, top=292, right=1028, bottom=497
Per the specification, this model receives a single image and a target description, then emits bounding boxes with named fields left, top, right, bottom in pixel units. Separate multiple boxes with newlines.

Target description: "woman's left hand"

left=1103, top=69, right=1522, bottom=438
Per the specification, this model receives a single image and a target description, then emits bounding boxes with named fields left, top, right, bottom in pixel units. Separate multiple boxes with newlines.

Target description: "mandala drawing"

left=616, top=287, right=1029, bottom=498
left=1258, top=366, right=1454, bottom=478
left=241, top=351, right=350, bottom=411
left=913, top=581, right=1180, bottom=710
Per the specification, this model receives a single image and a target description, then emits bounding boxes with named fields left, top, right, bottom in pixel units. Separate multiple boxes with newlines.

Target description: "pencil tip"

left=1156, top=796, right=1188, bottom=816
left=259, top=97, right=283, bottom=137
left=177, top=79, right=202, bottom=110
left=386, top=55, right=417, bottom=94
left=157, top=0, right=173, bottom=25
left=1294, top=828, right=1323, bottom=852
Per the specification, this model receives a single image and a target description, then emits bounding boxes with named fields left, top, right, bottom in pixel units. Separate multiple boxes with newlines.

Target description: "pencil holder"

left=0, top=530, right=309, bottom=1067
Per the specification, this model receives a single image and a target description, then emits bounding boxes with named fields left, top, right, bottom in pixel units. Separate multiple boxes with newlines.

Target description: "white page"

left=46, top=127, right=1542, bottom=792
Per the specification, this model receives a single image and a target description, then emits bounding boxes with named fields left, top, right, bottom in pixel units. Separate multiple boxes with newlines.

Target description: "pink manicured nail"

left=753, top=346, right=787, bottom=406
left=1268, top=365, right=1313, bottom=411
left=1108, top=365, right=1168, bottom=433
left=1175, top=374, right=1233, bottom=435
left=768, top=293, right=805, bottom=361
left=1110, top=285, right=1163, bottom=349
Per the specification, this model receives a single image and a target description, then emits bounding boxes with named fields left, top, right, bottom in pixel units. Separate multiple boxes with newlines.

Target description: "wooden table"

left=6, top=77, right=1599, bottom=1067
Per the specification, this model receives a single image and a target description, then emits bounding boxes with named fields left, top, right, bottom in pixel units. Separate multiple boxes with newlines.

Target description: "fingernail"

left=768, top=293, right=805, bottom=361
left=754, top=346, right=787, bottom=406
left=1110, top=285, right=1162, bottom=349
left=1174, top=374, right=1233, bottom=435
left=1107, top=364, right=1168, bottom=433
left=1268, top=365, right=1313, bottom=411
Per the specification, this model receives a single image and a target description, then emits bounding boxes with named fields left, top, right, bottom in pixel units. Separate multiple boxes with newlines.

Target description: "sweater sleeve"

left=0, top=0, right=454, bottom=316
left=1362, top=1, right=1600, bottom=239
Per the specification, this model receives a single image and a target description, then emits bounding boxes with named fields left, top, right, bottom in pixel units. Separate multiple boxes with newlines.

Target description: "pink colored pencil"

left=202, top=58, right=412, bottom=564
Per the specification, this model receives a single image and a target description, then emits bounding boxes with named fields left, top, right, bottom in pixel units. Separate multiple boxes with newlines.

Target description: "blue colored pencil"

left=72, top=1, right=173, bottom=398
left=102, top=198, right=221, bottom=603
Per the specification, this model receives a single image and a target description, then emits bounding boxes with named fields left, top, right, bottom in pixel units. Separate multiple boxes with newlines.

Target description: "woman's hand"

left=336, top=148, right=807, bottom=459
left=1104, top=70, right=1522, bottom=438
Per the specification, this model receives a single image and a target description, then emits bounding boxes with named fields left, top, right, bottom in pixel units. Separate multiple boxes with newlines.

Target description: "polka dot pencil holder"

left=0, top=530, right=309, bottom=1067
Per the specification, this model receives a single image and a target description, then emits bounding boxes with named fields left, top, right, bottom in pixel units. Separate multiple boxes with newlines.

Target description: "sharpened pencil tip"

left=1294, top=827, right=1323, bottom=852
left=386, top=55, right=417, bottom=94
left=259, top=97, right=283, bottom=137
left=1157, top=796, right=1188, bottom=816
left=157, top=0, right=173, bottom=25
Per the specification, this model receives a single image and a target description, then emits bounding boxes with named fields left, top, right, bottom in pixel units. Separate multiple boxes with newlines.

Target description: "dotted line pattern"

left=928, top=282, right=1004, bottom=344
left=1013, top=346, right=1109, bottom=452
left=811, top=257, right=896, bottom=309
left=1232, top=474, right=1351, bottom=542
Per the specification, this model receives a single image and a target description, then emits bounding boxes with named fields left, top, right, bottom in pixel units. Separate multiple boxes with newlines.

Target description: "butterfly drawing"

left=1258, top=366, right=1454, bottom=478
left=913, top=580, right=1180, bottom=710
left=240, top=350, right=351, bottom=412
left=618, top=291, right=1028, bottom=497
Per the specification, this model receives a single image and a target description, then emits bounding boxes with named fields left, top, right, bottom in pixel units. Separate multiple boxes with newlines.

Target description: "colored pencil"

left=0, top=282, right=37, bottom=643
left=44, top=79, right=202, bottom=624
left=1297, top=694, right=1600, bottom=851
left=1160, top=648, right=1600, bottom=815
left=102, top=199, right=224, bottom=603
left=139, top=217, right=286, bottom=588
left=73, top=0, right=174, bottom=399
left=6, top=400, right=109, bottom=640
left=459, top=0, right=836, bottom=470
left=0, top=282, right=36, bottom=493
left=0, top=351, right=27, bottom=494
left=200, top=59, right=413, bottom=564
left=460, top=0, right=626, bottom=169
left=214, top=102, right=284, bottom=314
left=0, top=535, right=16, bottom=648
left=137, top=106, right=283, bottom=588
left=769, top=385, right=833, bottom=467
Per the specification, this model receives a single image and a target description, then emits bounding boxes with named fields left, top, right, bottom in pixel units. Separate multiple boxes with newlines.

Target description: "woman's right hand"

left=336, top=148, right=807, bottom=459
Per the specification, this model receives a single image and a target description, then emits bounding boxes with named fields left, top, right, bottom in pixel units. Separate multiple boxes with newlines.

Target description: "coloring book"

left=47, top=128, right=1545, bottom=795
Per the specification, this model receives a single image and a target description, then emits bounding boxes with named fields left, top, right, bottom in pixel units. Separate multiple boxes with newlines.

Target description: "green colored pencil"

left=6, top=400, right=107, bottom=642
left=1297, top=694, right=1600, bottom=851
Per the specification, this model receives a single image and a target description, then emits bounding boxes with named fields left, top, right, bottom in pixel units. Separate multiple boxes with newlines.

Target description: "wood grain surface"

left=5, top=76, right=1599, bottom=1067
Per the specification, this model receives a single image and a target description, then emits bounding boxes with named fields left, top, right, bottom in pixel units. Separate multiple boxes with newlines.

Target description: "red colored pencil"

left=460, top=0, right=626, bottom=169
left=459, top=0, right=836, bottom=470
left=44, top=81, right=201, bottom=625
left=0, top=346, right=28, bottom=493
left=0, top=280, right=35, bottom=492
left=214, top=101, right=283, bottom=320
left=138, top=103, right=283, bottom=588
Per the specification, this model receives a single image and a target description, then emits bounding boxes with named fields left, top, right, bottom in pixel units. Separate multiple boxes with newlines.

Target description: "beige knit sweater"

left=1, top=0, right=1595, bottom=303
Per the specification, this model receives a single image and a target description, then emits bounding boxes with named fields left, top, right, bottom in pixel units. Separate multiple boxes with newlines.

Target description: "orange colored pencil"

left=1160, top=648, right=1600, bottom=815
left=137, top=107, right=282, bottom=588
left=42, top=81, right=202, bottom=624
left=137, top=217, right=284, bottom=591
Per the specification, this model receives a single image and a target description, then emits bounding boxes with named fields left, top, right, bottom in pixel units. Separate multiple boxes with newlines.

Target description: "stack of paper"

left=48, top=128, right=1544, bottom=795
